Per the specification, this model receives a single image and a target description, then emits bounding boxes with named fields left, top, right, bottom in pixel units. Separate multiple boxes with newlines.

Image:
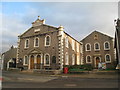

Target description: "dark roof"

left=81, top=30, right=113, bottom=42
left=19, top=24, right=58, bottom=37
left=64, top=31, right=82, bottom=44
left=19, top=21, right=82, bottom=44
left=2, top=46, right=17, bottom=60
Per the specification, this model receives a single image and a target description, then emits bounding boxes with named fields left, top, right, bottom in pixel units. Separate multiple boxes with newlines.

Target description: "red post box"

left=64, top=67, right=68, bottom=74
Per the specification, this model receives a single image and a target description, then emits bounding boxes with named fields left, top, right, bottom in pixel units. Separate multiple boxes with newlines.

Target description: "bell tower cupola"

left=32, top=16, right=45, bottom=27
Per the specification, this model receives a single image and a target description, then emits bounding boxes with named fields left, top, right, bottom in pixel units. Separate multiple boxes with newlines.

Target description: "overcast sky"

left=1, top=2, right=118, bottom=53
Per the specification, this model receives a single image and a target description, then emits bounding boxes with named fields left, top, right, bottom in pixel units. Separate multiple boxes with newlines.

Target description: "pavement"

left=2, top=71, right=58, bottom=83
left=2, top=70, right=119, bottom=88
left=2, top=70, right=119, bottom=83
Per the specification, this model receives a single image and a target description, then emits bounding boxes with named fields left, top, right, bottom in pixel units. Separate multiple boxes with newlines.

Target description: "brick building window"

left=72, top=54, right=75, bottom=65
left=65, top=52, right=69, bottom=65
left=25, top=39, right=29, bottom=48
left=72, top=40, right=75, bottom=50
left=24, top=55, right=28, bottom=65
left=86, top=55, right=91, bottom=63
left=65, top=36, right=69, bottom=48
left=45, top=35, right=51, bottom=46
left=85, top=43, right=91, bottom=51
left=105, top=54, right=111, bottom=63
left=44, top=53, right=50, bottom=66
left=34, top=37, right=39, bottom=47
left=104, top=41, right=110, bottom=50
left=94, top=42, right=100, bottom=51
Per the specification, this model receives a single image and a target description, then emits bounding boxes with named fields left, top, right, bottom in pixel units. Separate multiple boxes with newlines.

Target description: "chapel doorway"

left=30, top=55, right=34, bottom=69
left=95, top=57, right=101, bottom=68
left=36, top=55, right=41, bottom=69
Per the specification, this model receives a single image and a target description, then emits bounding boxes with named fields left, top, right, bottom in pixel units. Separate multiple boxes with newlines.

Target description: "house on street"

left=2, top=46, right=17, bottom=70
left=17, top=16, right=83, bottom=70
left=81, top=31, right=116, bottom=69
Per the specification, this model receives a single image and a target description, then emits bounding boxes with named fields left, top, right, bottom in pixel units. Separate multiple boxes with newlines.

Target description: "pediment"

left=28, top=49, right=42, bottom=54
left=31, top=50, right=38, bottom=54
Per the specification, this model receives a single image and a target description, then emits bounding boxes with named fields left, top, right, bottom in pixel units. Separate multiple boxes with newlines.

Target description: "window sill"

left=105, top=62, right=111, bottom=63
left=34, top=46, right=39, bottom=48
left=86, top=50, right=91, bottom=52
left=104, top=49, right=110, bottom=51
left=94, top=50, right=100, bottom=51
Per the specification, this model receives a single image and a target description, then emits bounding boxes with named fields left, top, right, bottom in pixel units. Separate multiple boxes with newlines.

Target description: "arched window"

left=86, top=55, right=91, bottom=63
left=65, top=52, right=69, bottom=65
left=72, top=54, right=75, bottom=65
left=104, top=41, right=110, bottom=50
left=105, top=54, right=111, bottom=63
left=65, top=36, right=69, bottom=48
left=45, top=35, right=51, bottom=46
left=77, top=55, right=80, bottom=65
left=85, top=43, right=91, bottom=51
left=94, top=42, right=100, bottom=51
left=44, top=54, right=50, bottom=66
left=34, top=37, right=39, bottom=47
left=72, top=40, right=75, bottom=50
left=24, top=55, right=28, bottom=65
left=25, top=39, right=29, bottom=48
left=52, top=56, right=56, bottom=64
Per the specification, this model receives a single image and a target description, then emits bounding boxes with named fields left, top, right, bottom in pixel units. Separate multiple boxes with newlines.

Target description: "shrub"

left=63, top=64, right=93, bottom=71
left=83, top=64, right=93, bottom=71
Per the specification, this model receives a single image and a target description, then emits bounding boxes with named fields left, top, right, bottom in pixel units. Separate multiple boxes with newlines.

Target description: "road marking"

left=18, top=78, right=33, bottom=81
left=64, top=84, right=77, bottom=87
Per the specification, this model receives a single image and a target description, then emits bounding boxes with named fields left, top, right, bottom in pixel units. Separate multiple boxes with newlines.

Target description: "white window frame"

left=24, top=39, right=29, bottom=48
left=45, top=35, right=51, bottom=46
left=65, top=52, right=69, bottom=65
left=85, top=43, right=91, bottom=51
left=104, top=41, right=110, bottom=50
left=24, top=55, right=28, bottom=65
left=72, top=54, right=75, bottom=65
left=105, top=54, right=111, bottom=63
left=94, top=42, right=100, bottom=51
left=86, top=55, right=92, bottom=63
left=44, top=53, right=50, bottom=66
left=76, top=55, right=80, bottom=65
left=34, top=37, right=39, bottom=47
left=65, top=36, right=69, bottom=48
left=72, top=40, right=75, bottom=51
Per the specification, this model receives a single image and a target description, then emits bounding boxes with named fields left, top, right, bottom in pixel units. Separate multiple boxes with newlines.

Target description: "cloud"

left=1, top=2, right=118, bottom=53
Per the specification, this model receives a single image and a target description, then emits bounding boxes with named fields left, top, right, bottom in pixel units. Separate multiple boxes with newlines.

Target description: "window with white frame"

left=76, top=43, right=79, bottom=52
left=85, top=43, right=91, bottom=51
left=65, top=36, right=69, bottom=48
left=86, top=55, right=91, bottom=63
left=77, top=55, right=80, bottom=65
left=94, top=42, right=100, bottom=51
left=34, top=37, right=39, bottom=47
left=25, top=39, right=29, bottom=48
left=24, top=55, right=28, bottom=65
left=105, top=54, right=111, bottom=63
left=104, top=41, right=110, bottom=50
left=44, top=54, right=50, bottom=66
left=72, top=54, right=75, bottom=65
left=65, top=52, right=69, bottom=65
left=45, top=35, right=51, bottom=46
left=72, top=40, right=75, bottom=50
